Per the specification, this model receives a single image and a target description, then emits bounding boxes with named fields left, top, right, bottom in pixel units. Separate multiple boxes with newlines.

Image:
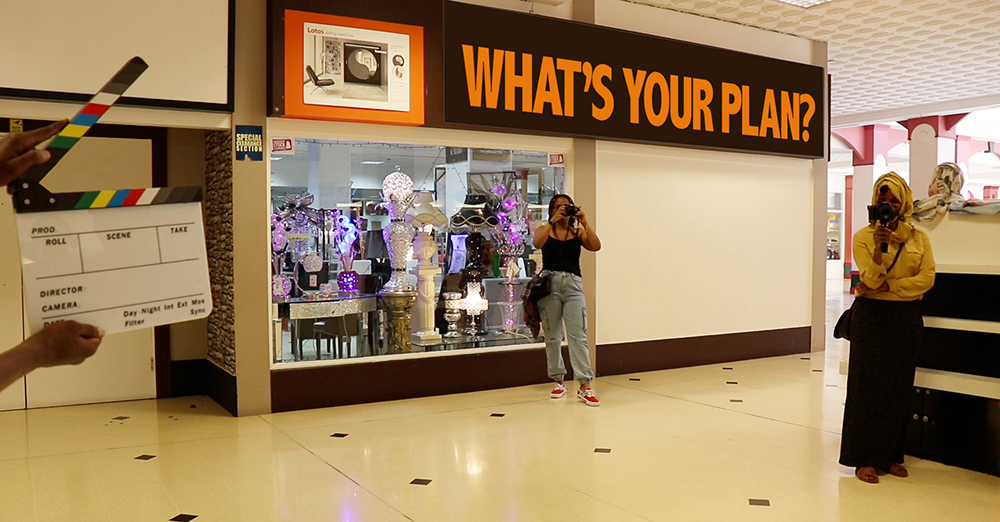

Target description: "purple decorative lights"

left=337, top=270, right=360, bottom=294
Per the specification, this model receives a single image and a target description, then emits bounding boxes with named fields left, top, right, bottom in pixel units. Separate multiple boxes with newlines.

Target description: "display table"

left=274, top=294, right=378, bottom=361
left=418, top=331, right=538, bottom=352
left=272, top=292, right=542, bottom=363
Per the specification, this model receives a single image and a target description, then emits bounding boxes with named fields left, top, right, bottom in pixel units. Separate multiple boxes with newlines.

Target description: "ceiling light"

left=270, top=156, right=283, bottom=161
left=361, top=160, right=385, bottom=165
left=773, top=0, right=834, bottom=7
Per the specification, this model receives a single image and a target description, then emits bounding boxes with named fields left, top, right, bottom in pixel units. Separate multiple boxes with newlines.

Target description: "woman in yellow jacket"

left=840, top=172, right=935, bottom=484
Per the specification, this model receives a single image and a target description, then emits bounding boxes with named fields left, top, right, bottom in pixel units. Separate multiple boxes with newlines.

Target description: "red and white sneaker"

left=577, top=389, right=601, bottom=407
left=550, top=382, right=567, bottom=399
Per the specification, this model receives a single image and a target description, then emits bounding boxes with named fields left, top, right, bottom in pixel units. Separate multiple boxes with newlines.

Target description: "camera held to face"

left=868, top=201, right=898, bottom=226
left=563, top=205, right=579, bottom=217
left=867, top=186, right=898, bottom=226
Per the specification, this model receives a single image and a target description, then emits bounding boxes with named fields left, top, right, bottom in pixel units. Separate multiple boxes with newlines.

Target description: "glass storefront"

left=269, top=138, right=565, bottom=365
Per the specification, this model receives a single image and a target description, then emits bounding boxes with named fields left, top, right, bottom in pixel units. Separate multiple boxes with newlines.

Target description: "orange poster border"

left=283, top=10, right=424, bottom=126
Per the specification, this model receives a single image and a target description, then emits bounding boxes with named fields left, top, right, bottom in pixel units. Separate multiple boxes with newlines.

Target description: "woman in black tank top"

left=532, top=194, right=602, bottom=406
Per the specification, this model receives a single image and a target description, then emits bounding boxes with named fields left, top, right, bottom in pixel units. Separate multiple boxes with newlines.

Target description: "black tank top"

left=541, top=233, right=582, bottom=277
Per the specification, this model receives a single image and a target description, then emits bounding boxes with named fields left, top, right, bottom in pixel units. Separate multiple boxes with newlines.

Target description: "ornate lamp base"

left=412, top=329, right=443, bottom=346
left=378, top=290, right=417, bottom=354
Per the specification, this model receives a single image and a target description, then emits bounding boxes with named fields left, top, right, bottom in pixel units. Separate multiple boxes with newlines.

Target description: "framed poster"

left=283, top=10, right=424, bottom=125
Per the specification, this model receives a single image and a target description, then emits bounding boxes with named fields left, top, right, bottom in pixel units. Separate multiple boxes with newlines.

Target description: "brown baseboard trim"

left=206, top=361, right=238, bottom=416
left=597, top=327, right=811, bottom=376
left=271, top=347, right=574, bottom=413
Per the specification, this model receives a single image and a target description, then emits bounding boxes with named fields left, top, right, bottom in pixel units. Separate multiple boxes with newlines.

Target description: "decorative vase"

left=499, top=257, right=522, bottom=334
left=443, top=292, right=464, bottom=339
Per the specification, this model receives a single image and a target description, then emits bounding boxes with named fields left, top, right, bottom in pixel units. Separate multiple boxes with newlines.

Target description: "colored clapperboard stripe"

left=19, top=56, right=149, bottom=193
left=58, top=187, right=204, bottom=212
left=12, top=57, right=212, bottom=336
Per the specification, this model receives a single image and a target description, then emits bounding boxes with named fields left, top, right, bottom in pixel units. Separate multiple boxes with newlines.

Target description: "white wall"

left=595, top=142, right=814, bottom=345
left=588, top=0, right=824, bottom=349
left=919, top=212, right=1000, bottom=271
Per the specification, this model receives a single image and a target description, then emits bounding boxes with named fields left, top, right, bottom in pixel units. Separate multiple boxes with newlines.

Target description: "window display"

left=270, top=139, right=565, bottom=365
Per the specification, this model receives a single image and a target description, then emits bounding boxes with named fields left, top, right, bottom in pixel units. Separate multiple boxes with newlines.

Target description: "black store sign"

left=444, top=1, right=825, bottom=159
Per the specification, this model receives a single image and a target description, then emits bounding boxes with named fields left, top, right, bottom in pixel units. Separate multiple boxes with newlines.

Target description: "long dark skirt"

left=839, top=297, right=922, bottom=470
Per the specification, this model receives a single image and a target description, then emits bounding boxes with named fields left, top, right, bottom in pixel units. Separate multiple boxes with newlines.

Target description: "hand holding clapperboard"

left=10, top=58, right=213, bottom=335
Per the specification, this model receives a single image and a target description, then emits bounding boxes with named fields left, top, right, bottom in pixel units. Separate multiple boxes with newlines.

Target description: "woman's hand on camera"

left=575, top=207, right=589, bottom=229
left=873, top=226, right=892, bottom=246
left=550, top=205, right=567, bottom=223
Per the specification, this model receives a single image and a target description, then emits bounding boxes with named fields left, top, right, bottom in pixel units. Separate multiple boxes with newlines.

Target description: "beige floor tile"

left=0, top=459, right=37, bottom=522
left=100, top=482, right=179, bottom=522
left=3, top=308, right=999, bottom=522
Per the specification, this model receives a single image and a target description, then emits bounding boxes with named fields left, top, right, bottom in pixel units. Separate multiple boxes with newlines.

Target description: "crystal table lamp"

left=462, top=281, right=489, bottom=338
left=381, top=167, right=416, bottom=293
left=379, top=167, right=418, bottom=354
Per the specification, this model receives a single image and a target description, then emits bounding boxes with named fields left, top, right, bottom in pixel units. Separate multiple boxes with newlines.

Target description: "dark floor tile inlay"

left=410, top=478, right=432, bottom=485
left=812, top=369, right=823, bottom=373
left=730, top=399, right=744, bottom=403
left=111, top=416, right=129, bottom=421
left=330, top=433, right=349, bottom=438
left=170, top=515, right=199, bottom=522
left=749, top=499, right=771, bottom=507
left=629, top=378, right=641, bottom=381
left=801, top=357, right=810, bottom=361
left=490, top=413, right=505, bottom=417
left=135, top=454, right=157, bottom=461
left=594, top=448, right=612, bottom=453
left=726, top=381, right=738, bottom=385
left=723, top=367, right=734, bottom=371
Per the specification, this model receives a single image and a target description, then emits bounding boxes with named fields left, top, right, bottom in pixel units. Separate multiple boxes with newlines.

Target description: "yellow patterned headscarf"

left=871, top=172, right=913, bottom=221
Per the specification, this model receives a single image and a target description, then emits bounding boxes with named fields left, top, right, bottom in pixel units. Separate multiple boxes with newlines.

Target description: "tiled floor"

left=2, top=282, right=998, bottom=521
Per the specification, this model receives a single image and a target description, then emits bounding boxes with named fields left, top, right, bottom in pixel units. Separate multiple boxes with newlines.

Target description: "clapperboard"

left=11, top=57, right=213, bottom=335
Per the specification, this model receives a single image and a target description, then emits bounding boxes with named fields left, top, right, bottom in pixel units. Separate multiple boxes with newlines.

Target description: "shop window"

left=269, top=139, right=564, bottom=365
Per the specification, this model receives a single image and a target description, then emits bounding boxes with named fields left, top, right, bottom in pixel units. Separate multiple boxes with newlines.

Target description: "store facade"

left=0, top=0, right=829, bottom=416
left=225, top=0, right=830, bottom=414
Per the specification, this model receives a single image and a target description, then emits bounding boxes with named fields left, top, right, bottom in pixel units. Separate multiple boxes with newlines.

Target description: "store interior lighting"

left=772, top=0, right=834, bottom=7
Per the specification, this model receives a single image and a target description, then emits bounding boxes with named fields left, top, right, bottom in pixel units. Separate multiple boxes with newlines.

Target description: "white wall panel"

left=0, top=0, right=229, bottom=106
left=4, top=136, right=157, bottom=408
left=595, top=141, right=814, bottom=345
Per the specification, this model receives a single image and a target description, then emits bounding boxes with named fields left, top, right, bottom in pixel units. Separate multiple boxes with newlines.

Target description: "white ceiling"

left=628, top=0, right=1000, bottom=127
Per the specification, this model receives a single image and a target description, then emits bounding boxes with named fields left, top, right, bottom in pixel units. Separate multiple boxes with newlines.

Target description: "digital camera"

left=563, top=205, right=579, bottom=217
left=868, top=185, right=898, bottom=225
left=867, top=201, right=897, bottom=225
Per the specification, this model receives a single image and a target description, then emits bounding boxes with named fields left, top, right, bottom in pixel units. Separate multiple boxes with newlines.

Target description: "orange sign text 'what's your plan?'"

left=461, top=45, right=817, bottom=142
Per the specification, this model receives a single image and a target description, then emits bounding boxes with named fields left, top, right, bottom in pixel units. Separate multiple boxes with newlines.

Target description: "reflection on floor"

left=3, top=280, right=997, bottom=521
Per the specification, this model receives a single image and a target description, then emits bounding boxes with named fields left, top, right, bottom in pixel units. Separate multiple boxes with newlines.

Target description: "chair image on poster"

left=305, top=65, right=335, bottom=94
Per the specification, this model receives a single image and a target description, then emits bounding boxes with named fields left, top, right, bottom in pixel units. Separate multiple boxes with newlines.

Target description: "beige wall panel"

left=167, top=128, right=209, bottom=361
left=233, top=0, right=272, bottom=415
left=0, top=186, right=27, bottom=410
left=595, top=141, right=813, bottom=345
